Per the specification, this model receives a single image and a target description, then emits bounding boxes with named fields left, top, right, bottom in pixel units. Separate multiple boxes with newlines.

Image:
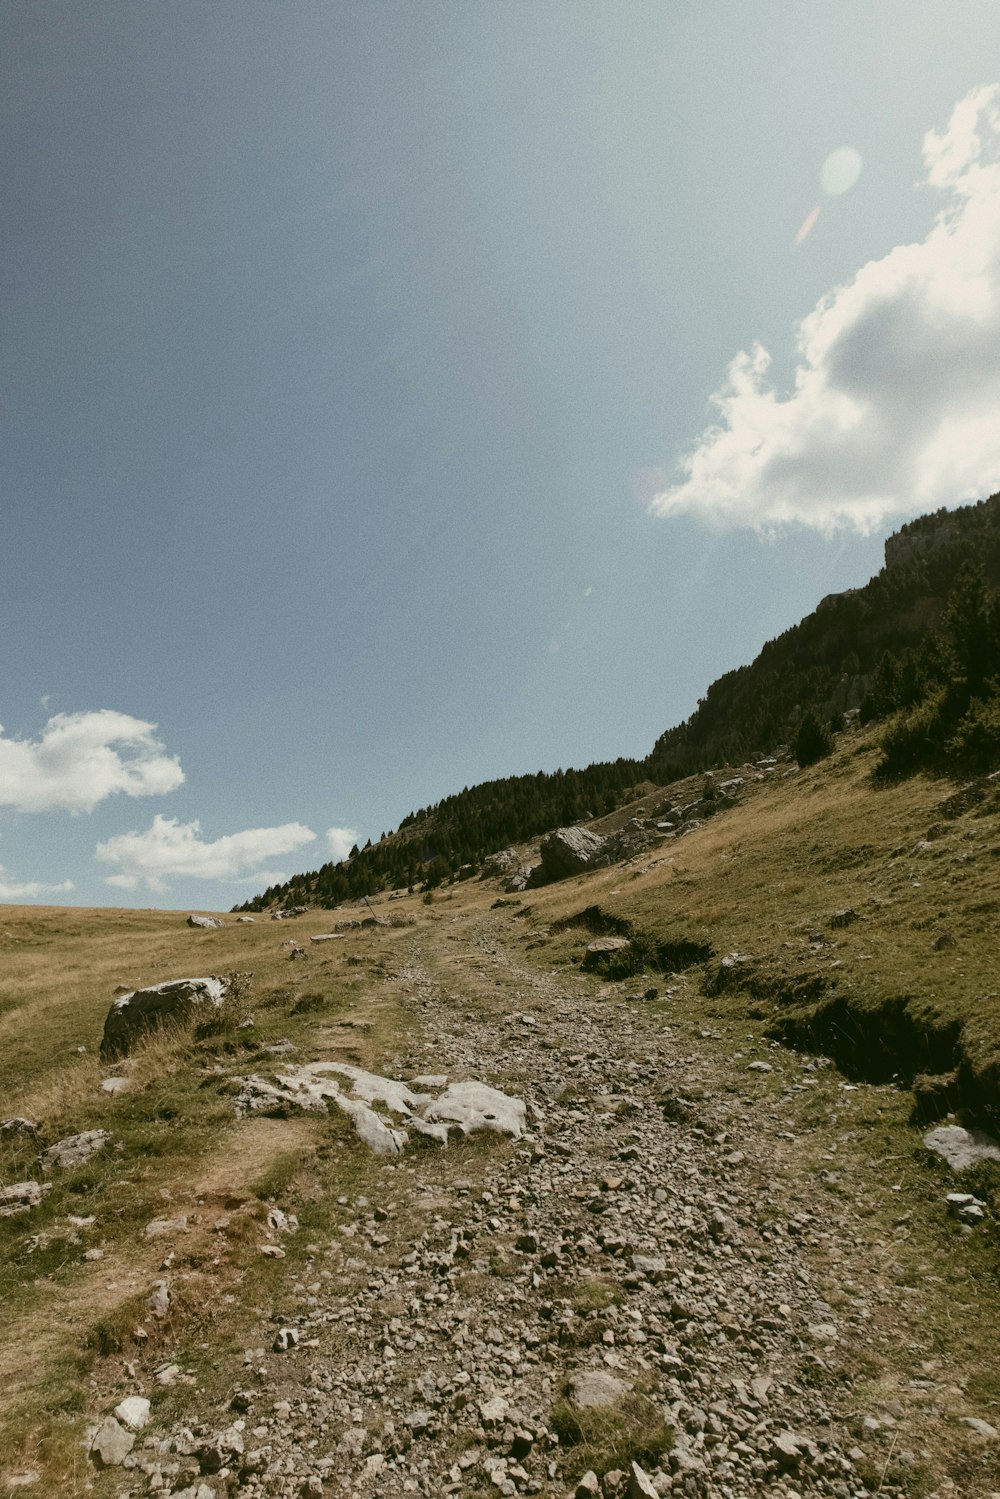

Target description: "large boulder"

left=538, top=827, right=608, bottom=881
left=187, top=914, right=222, bottom=929
left=101, top=976, right=229, bottom=1059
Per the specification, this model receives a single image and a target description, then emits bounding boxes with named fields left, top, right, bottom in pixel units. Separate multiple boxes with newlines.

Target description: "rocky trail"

left=88, top=909, right=995, bottom=1499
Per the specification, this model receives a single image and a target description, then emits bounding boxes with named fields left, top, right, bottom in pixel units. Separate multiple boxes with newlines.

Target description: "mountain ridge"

left=241, top=490, right=1000, bottom=912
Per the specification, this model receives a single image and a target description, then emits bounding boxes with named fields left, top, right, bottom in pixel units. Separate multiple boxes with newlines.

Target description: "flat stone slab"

left=924, top=1124, right=1000, bottom=1171
left=586, top=937, right=631, bottom=955
left=234, top=1062, right=525, bottom=1156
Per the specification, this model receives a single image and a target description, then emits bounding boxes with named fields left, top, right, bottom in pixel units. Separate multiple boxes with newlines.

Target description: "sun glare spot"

left=820, top=146, right=863, bottom=196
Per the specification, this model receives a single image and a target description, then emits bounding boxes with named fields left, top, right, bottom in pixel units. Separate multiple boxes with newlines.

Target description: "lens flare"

left=820, top=147, right=863, bottom=196
left=795, top=205, right=822, bottom=245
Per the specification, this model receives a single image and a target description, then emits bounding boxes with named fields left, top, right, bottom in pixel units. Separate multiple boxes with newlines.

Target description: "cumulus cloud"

left=326, top=826, right=359, bottom=862
left=95, top=815, right=317, bottom=892
left=0, top=711, right=184, bottom=814
left=652, top=85, right=1000, bottom=533
left=0, top=865, right=74, bottom=900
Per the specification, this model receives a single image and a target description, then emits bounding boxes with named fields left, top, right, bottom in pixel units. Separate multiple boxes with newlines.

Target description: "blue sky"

left=3, top=2, right=1000, bottom=907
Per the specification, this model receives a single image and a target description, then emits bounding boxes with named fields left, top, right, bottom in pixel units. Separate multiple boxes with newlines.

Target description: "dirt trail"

left=75, top=909, right=1000, bottom=1498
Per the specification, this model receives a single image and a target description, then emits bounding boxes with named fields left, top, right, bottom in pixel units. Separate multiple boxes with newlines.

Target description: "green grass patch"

left=551, top=1384, right=672, bottom=1479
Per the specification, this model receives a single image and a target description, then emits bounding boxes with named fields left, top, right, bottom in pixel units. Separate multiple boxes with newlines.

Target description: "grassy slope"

left=0, top=908, right=417, bottom=1493
left=524, top=725, right=1000, bottom=1119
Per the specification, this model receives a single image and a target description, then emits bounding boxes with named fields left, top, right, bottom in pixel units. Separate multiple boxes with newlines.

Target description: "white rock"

left=233, top=1062, right=524, bottom=1155
left=114, top=1396, right=150, bottom=1431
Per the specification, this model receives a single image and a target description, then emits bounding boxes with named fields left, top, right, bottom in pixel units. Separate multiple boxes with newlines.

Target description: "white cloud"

left=0, top=711, right=184, bottom=814
left=326, top=826, right=359, bottom=862
left=0, top=865, right=74, bottom=900
left=95, top=815, right=317, bottom=892
left=652, top=85, right=1000, bottom=533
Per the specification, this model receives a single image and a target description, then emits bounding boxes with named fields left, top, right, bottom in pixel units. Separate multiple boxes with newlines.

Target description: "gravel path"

left=123, top=912, right=919, bottom=1499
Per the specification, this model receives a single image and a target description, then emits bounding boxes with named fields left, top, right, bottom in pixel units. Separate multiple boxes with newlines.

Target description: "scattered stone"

left=149, top=1280, right=170, bottom=1317
left=628, top=1462, right=659, bottom=1499
left=0, top=1117, right=39, bottom=1138
left=829, top=907, right=859, bottom=927
left=144, top=1214, right=188, bottom=1239
left=89, top=1415, right=135, bottom=1466
left=114, top=1396, right=150, bottom=1431
left=962, top=1416, right=999, bottom=1438
left=273, top=1327, right=299, bottom=1352
left=100, top=1076, right=129, bottom=1095
left=566, top=1370, right=631, bottom=1409
left=946, top=1192, right=987, bottom=1222
left=40, top=1129, right=109, bottom=1171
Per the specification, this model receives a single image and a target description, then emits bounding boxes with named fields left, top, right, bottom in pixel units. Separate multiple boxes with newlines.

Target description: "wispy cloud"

left=0, top=865, right=74, bottom=900
left=0, top=711, right=184, bottom=814
left=652, top=85, right=1000, bottom=533
left=326, top=826, right=359, bottom=862
left=95, top=814, right=317, bottom=892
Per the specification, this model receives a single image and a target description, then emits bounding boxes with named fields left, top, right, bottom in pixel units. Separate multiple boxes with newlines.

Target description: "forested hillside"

left=240, top=758, right=647, bottom=909
left=242, top=490, right=1000, bottom=911
left=648, top=490, right=1000, bottom=778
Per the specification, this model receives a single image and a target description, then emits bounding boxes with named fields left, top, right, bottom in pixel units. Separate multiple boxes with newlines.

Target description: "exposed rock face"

left=481, top=847, right=521, bottom=877
left=0, top=1180, right=51, bottom=1217
left=100, top=976, right=230, bottom=1059
left=187, top=914, right=223, bottom=929
left=538, top=827, right=608, bottom=881
left=925, top=1123, right=1000, bottom=1170
left=234, top=1062, right=525, bottom=1156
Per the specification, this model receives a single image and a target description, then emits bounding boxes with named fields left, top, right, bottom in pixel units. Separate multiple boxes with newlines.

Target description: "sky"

left=3, top=2, right=1000, bottom=908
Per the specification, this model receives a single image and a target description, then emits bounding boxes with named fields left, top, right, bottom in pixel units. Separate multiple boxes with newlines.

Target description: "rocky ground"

left=83, top=908, right=997, bottom=1499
